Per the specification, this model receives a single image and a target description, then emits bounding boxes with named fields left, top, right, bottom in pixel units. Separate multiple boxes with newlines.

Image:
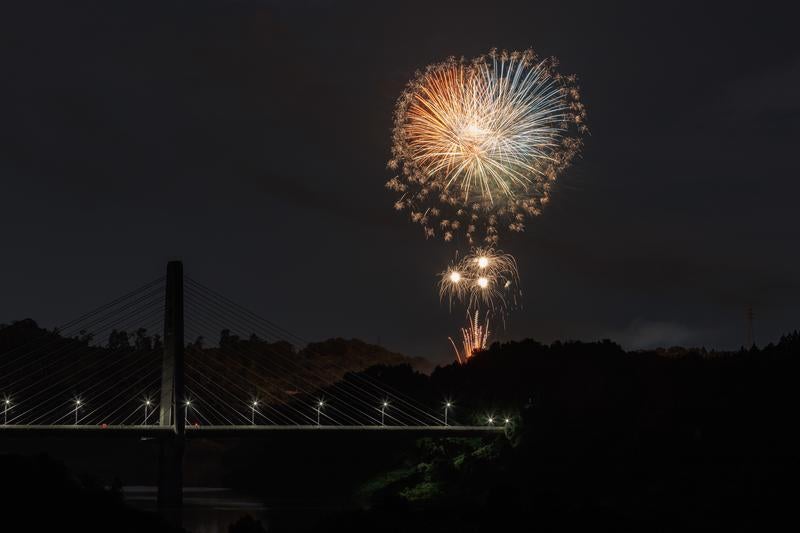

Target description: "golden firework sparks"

left=449, top=310, right=491, bottom=364
left=439, top=247, right=520, bottom=312
left=388, top=49, right=587, bottom=245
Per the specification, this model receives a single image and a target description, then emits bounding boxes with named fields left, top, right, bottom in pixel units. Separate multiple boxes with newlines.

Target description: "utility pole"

left=157, top=261, right=185, bottom=524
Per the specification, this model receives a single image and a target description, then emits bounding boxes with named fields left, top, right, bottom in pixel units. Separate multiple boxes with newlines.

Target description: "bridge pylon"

left=157, top=261, right=185, bottom=523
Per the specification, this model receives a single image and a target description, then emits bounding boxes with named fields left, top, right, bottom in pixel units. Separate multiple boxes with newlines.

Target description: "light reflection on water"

left=123, top=486, right=269, bottom=533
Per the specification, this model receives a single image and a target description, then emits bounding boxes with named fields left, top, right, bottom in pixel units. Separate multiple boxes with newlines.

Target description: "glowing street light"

left=316, top=400, right=324, bottom=427
left=250, top=400, right=259, bottom=425
left=487, top=416, right=495, bottom=426
left=3, top=398, right=11, bottom=425
left=184, top=400, right=192, bottom=425
left=74, top=399, right=83, bottom=425
left=143, top=399, right=152, bottom=425
left=504, top=417, right=511, bottom=426
left=444, top=401, right=452, bottom=426
left=380, top=400, right=389, bottom=426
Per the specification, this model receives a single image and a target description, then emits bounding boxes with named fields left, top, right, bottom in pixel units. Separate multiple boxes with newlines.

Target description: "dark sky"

left=2, top=1, right=799, bottom=363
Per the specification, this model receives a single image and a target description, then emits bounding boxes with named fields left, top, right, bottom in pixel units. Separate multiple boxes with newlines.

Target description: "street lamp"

left=316, top=400, right=324, bottom=427
left=143, top=399, right=152, bottom=425
left=487, top=416, right=495, bottom=426
left=251, top=400, right=259, bottom=425
left=380, top=400, right=389, bottom=426
left=3, top=398, right=11, bottom=425
left=184, top=400, right=192, bottom=424
left=74, top=399, right=83, bottom=425
left=444, top=401, right=452, bottom=426
left=504, top=417, right=511, bottom=426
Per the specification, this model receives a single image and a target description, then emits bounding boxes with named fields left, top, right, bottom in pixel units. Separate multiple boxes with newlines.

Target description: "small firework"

left=388, top=48, right=587, bottom=245
left=449, top=310, right=490, bottom=364
left=439, top=247, right=520, bottom=312
left=438, top=254, right=470, bottom=310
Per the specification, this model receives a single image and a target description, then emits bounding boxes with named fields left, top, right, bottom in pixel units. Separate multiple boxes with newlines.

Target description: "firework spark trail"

left=439, top=247, right=520, bottom=313
left=388, top=48, right=586, bottom=245
left=449, top=310, right=490, bottom=364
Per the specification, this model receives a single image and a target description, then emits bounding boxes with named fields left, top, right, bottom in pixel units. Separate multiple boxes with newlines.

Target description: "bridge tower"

left=157, top=261, right=185, bottom=521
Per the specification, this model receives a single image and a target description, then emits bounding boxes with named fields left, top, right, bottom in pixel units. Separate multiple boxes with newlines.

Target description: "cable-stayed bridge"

left=0, top=262, right=502, bottom=515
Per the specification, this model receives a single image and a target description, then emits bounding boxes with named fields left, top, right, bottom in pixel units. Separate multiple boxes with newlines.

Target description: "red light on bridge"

left=100, top=423, right=108, bottom=429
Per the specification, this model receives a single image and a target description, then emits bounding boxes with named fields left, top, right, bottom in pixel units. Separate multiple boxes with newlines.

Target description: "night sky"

left=2, top=1, right=798, bottom=363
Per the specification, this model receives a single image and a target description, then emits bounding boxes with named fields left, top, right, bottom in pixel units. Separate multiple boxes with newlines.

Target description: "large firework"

left=449, top=310, right=491, bottom=364
left=439, top=247, right=520, bottom=312
left=387, top=49, right=586, bottom=245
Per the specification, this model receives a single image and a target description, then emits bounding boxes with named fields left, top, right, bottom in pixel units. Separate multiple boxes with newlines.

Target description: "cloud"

left=614, top=320, right=701, bottom=350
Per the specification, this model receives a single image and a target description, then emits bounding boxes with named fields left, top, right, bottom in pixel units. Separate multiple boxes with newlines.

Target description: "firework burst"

left=439, top=258, right=470, bottom=310
left=388, top=48, right=586, bottom=245
left=438, top=247, right=520, bottom=312
left=449, top=310, right=491, bottom=364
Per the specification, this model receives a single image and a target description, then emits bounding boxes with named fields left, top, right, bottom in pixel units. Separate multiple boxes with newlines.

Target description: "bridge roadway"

left=0, top=424, right=505, bottom=438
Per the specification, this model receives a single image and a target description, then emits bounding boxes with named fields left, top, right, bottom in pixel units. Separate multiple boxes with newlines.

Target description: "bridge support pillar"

left=157, top=434, right=184, bottom=524
left=157, top=261, right=185, bottom=525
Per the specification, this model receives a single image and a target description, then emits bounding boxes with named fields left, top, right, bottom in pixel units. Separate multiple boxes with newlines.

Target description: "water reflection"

left=123, top=486, right=269, bottom=532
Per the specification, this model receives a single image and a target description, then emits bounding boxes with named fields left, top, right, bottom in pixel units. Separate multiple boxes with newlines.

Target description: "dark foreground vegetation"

left=309, top=334, right=800, bottom=532
left=1, top=320, right=799, bottom=531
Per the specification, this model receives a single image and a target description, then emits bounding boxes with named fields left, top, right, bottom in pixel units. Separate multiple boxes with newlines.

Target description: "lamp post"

left=251, top=400, right=259, bottom=425
left=316, top=400, right=324, bottom=427
left=143, top=399, right=152, bottom=425
left=184, top=400, right=192, bottom=425
left=444, top=401, right=452, bottom=426
left=74, top=399, right=82, bottom=425
left=487, top=416, right=495, bottom=426
left=3, top=398, right=10, bottom=425
left=380, top=401, right=388, bottom=426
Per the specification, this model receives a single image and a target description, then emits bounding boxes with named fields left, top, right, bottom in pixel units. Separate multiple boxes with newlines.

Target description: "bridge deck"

left=0, top=425, right=504, bottom=438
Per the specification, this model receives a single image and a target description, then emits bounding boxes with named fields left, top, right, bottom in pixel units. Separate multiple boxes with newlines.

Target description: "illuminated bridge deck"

left=0, top=425, right=506, bottom=438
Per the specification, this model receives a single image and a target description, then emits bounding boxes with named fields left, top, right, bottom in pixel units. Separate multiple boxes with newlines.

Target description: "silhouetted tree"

left=107, top=329, right=130, bottom=350
left=133, top=328, right=151, bottom=351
